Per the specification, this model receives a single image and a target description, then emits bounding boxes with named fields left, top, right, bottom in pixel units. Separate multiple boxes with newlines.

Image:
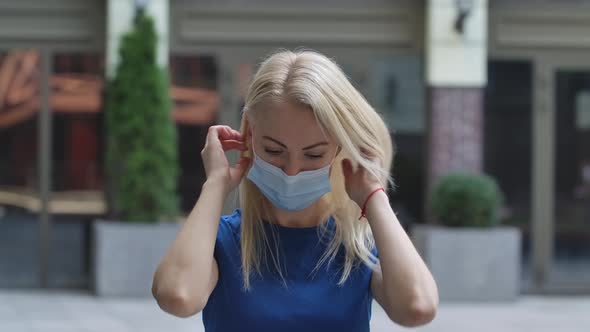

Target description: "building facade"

left=0, top=0, right=589, bottom=294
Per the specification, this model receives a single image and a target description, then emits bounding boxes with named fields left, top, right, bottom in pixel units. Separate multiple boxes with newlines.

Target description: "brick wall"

left=427, top=87, right=483, bottom=193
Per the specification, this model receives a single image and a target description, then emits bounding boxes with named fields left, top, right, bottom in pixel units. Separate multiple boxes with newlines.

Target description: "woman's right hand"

left=201, top=125, right=251, bottom=195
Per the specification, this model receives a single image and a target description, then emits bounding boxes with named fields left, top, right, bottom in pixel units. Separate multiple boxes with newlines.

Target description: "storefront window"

left=0, top=49, right=42, bottom=287
left=367, top=56, right=426, bottom=226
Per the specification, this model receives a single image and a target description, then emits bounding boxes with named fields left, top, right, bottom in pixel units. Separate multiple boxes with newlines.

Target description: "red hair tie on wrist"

left=359, top=187, right=385, bottom=220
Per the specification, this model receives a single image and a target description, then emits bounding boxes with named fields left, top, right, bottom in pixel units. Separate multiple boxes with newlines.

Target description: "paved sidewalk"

left=0, top=290, right=589, bottom=332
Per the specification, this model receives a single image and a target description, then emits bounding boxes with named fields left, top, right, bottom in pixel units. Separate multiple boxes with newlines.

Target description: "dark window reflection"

left=484, top=60, right=533, bottom=273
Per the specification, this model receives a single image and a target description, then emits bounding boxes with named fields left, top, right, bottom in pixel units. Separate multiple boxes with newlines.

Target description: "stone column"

left=425, top=0, right=488, bottom=198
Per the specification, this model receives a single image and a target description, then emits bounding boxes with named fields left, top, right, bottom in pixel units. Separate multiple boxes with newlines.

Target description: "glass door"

left=550, top=69, right=590, bottom=290
left=484, top=60, right=534, bottom=290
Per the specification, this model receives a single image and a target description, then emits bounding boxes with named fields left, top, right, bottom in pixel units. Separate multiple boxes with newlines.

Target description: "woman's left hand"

left=341, top=158, right=383, bottom=208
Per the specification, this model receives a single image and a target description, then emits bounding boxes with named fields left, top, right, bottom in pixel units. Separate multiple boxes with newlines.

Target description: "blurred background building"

left=0, top=0, right=588, bottom=296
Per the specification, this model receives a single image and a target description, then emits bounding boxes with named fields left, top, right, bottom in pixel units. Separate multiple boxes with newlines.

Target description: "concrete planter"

left=92, top=220, right=181, bottom=297
left=0, top=212, right=89, bottom=289
left=412, top=225, right=522, bottom=302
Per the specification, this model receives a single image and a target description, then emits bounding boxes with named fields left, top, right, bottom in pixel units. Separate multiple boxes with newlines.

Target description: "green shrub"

left=431, top=172, right=503, bottom=228
left=105, top=9, right=179, bottom=222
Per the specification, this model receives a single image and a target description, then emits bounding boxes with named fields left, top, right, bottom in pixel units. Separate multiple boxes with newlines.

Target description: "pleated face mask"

left=246, top=151, right=332, bottom=211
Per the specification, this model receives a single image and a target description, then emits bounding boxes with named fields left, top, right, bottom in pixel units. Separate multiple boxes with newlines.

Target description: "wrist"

left=361, top=189, right=388, bottom=220
left=354, top=186, right=382, bottom=207
left=203, top=177, right=230, bottom=197
left=366, top=190, right=388, bottom=217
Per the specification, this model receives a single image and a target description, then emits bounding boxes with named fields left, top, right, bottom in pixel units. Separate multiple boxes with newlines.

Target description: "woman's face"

left=248, top=102, right=339, bottom=176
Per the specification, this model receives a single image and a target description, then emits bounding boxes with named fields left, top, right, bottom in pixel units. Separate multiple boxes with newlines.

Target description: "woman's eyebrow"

left=262, top=136, right=287, bottom=148
left=262, top=136, right=328, bottom=150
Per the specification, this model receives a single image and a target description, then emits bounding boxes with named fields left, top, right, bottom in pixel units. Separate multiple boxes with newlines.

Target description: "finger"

left=215, top=126, right=244, bottom=141
left=236, top=156, right=251, bottom=171
left=230, top=157, right=251, bottom=179
left=221, top=140, right=248, bottom=152
left=206, top=126, right=223, bottom=148
left=341, top=159, right=352, bottom=177
left=207, top=125, right=242, bottom=142
left=221, top=139, right=247, bottom=148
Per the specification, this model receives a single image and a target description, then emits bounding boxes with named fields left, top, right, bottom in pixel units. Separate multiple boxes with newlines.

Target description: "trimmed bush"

left=431, top=172, right=503, bottom=228
left=105, top=9, right=179, bottom=222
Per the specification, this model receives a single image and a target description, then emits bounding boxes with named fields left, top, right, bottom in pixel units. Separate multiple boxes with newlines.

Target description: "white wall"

left=426, top=0, right=488, bottom=87
left=106, top=0, right=169, bottom=78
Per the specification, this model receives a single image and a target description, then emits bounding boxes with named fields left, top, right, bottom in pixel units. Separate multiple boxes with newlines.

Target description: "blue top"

left=202, top=209, right=376, bottom=332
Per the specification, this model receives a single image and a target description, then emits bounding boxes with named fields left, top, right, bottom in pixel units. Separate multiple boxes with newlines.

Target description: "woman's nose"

left=282, top=162, right=301, bottom=176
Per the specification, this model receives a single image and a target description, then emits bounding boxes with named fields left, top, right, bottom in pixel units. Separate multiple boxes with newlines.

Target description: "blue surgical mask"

left=246, top=151, right=332, bottom=211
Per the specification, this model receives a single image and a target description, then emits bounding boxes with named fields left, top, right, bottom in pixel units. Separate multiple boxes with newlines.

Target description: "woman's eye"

left=306, top=154, right=324, bottom=159
left=265, top=149, right=282, bottom=155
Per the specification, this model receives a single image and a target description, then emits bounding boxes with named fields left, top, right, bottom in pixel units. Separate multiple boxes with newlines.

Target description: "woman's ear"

left=246, top=122, right=257, bottom=159
left=240, top=113, right=254, bottom=158
left=243, top=114, right=253, bottom=143
left=246, top=125, right=253, bottom=147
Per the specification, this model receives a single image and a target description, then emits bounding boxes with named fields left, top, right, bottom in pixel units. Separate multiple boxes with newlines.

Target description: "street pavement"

left=0, top=290, right=589, bottom=332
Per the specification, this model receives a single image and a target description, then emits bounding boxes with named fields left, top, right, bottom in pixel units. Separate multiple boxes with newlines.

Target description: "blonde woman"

left=152, top=50, right=438, bottom=331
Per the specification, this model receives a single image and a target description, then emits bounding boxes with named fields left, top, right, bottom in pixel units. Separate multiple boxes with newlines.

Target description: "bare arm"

left=152, top=125, right=249, bottom=317
left=367, top=191, right=439, bottom=327
left=341, top=158, right=438, bottom=327
left=152, top=179, right=226, bottom=317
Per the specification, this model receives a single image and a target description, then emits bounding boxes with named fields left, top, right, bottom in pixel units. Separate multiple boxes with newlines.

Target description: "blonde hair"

left=238, top=49, right=394, bottom=290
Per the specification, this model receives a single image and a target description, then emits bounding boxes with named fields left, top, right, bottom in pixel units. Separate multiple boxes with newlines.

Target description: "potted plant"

left=412, top=172, right=521, bottom=301
left=92, top=8, right=181, bottom=297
